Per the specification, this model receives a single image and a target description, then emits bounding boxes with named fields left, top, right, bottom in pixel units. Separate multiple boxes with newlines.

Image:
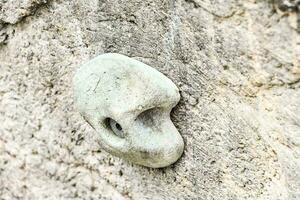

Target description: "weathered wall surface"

left=0, top=0, right=299, bottom=199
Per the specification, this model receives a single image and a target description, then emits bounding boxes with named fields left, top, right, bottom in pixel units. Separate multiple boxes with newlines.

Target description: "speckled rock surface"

left=0, top=0, right=299, bottom=199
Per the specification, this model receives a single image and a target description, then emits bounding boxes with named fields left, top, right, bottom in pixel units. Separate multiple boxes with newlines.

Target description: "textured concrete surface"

left=0, top=0, right=299, bottom=199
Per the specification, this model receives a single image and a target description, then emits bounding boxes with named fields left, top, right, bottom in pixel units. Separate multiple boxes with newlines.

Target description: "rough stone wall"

left=0, top=0, right=299, bottom=199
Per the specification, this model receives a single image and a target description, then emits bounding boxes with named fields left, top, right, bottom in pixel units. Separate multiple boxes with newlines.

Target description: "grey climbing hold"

left=73, top=53, right=184, bottom=168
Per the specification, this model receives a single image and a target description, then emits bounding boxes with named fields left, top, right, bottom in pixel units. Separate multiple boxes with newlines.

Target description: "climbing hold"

left=73, top=53, right=184, bottom=168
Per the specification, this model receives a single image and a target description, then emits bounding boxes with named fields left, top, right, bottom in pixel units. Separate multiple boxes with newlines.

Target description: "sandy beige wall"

left=0, top=0, right=299, bottom=199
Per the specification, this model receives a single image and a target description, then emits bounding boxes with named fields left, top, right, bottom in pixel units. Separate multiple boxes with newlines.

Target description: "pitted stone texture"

left=0, top=0, right=299, bottom=199
left=0, top=0, right=47, bottom=24
left=74, top=53, right=183, bottom=168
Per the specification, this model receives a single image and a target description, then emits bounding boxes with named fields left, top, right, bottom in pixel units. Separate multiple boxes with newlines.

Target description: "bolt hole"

left=115, top=122, right=122, bottom=131
left=104, top=118, right=124, bottom=138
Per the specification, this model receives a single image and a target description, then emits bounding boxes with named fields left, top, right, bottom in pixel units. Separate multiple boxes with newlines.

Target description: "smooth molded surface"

left=73, top=53, right=184, bottom=168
